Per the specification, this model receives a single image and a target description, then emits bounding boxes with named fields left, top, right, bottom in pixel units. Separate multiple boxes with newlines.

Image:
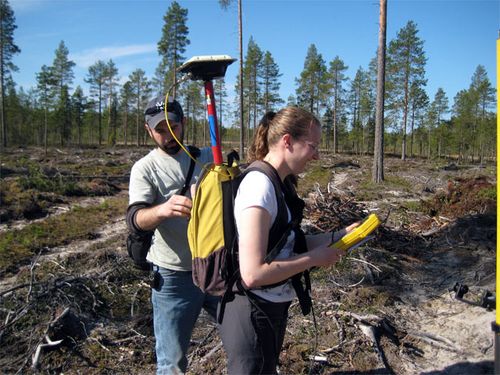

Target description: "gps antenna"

left=178, top=55, right=236, bottom=165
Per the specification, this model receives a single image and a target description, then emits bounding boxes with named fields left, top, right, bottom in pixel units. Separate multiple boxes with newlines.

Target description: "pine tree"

left=373, top=0, right=387, bottom=183
left=72, top=86, right=86, bottom=146
left=50, top=41, right=75, bottom=146
left=128, top=69, right=151, bottom=146
left=408, top=84, right=429, bottom=157
left=108, top=95, right=118, bottom=147
left=104, top=60, right=119, bottom=146
left=152, top=62, right=167, bottom=95
left=21, top=88, right=39, bottom=145
left=0, top=0, right=20, bottom=147
left=4, top=82, right=21, bottom=144
left=322, top=107, right=334, bottom=149
left=386, top=20, right=427, bottom=160
left=157, top=1, right=189, bottom=98
left=286, top=95, right=297, bottom=107
left=36, top=65, right=54, bottom=153
left=327, top=56, right=348, bottom=153
left=51, top=41, right=75, bottom=97
left=431, top=87, right=448, bottom=158
left=347, top=67, right=374, bottom=154
left=469, top=65, right=495, bottom=116
left=119, top=81, right=134, bottom=146
left=359, top=69, right=376, bottom=152
left=452, top=89, right=474, bottom=162
left=348, top=68, right=369, bottom=154
left=85, top=60, right=107, bottom=145
left=295, top=44, right=327, bottom=116
left=184, top=81, right=204, bottom=145
left=243, top=37, right=263, bottom=140
left=86, top=98, right=98, bottom=145
left=57, top=86, right=71, bottom=146
left=260, top=51, right=283, bottom=113
left=469, top=65, right=495, bottom=162
left=219, top=0, right=245, bottom=158
left=215, top=78, right=229, bottom=129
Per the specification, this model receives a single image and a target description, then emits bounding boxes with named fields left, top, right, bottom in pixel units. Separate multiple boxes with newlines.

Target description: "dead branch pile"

left=302, top=185, right=370, bottom=234
left=0, top=248, right=155, bottom=374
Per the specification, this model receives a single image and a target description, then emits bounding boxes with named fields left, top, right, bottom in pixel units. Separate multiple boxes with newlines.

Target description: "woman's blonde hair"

left=247, top=107, right=320, bottom=163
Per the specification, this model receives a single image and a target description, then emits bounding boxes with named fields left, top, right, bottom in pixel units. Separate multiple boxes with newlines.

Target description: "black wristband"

left=126, top=202, right=151, bottom=234
left=331, top=229, right=347, bottom=245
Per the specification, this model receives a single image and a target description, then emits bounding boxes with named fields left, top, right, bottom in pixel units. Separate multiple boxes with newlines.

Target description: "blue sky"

left=9, top=0, right=498, bottom=119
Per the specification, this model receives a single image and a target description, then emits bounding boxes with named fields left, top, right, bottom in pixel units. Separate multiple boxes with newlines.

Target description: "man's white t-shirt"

left=129, top=147, right=212, bottom=271
left=234, top=171, right=296, bottom=302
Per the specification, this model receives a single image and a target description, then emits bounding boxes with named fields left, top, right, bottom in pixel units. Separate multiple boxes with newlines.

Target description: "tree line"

left=0, top=0, right=495, bottom=164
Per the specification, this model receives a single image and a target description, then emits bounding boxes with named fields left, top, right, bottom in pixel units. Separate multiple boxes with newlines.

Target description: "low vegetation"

left=0, top=197, right=127, bottom=275
left=0, top=147, right=496, bottom=374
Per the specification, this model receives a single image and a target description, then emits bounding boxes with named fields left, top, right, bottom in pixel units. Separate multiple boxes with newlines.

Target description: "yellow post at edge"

left=497, top=37, right=499, bottom=324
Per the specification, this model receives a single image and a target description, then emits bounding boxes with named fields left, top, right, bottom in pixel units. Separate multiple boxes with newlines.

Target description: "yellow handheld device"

left=330, top=213, right=381, bottom=251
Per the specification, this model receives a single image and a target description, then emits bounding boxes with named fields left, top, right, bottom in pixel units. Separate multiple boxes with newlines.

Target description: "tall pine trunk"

left=238, top=0, right=245, bottom=159
left=372, top=0, right=387, bottom=183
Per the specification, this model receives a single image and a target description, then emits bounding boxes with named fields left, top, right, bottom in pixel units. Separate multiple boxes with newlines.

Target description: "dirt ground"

left=0, top=147, right=496, bottom=374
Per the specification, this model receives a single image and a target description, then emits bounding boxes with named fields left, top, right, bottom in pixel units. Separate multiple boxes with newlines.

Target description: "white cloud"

left=10, top=0, right=46, bottom=12
left=70, top=44, right=157, bottom=68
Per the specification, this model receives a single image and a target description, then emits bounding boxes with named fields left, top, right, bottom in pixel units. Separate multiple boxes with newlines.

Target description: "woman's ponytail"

left=247, top=111, right=276, bottom=162
left=247, top=107, right=320, bottom=163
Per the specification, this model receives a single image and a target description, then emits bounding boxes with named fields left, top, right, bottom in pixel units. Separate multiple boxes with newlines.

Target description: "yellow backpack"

left=188, top=160, right=312, bottom=323
left=188, top=161, right=241, bottom=296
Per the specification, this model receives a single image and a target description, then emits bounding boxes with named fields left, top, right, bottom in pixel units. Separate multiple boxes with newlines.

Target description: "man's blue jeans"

left=152, top=266, right=219, bottom=374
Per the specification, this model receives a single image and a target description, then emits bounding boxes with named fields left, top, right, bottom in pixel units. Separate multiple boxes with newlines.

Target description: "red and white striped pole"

left=204, top=80, right=223, bottom=165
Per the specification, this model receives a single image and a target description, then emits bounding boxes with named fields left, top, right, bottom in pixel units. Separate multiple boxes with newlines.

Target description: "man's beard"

left=156, top=131, right=184, bottom=155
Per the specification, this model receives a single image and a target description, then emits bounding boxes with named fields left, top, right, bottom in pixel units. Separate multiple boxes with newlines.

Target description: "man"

left=126, top=95, right=218, bottom=374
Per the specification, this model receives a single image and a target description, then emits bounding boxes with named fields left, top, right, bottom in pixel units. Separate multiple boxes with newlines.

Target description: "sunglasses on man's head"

left=145, top=104, right=164, bottom=116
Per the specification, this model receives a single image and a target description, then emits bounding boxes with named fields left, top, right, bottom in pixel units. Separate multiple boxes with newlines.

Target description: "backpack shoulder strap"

left=187, top=145, right=201, bottom=158
left=179, top=146, right=200, bottom=196
left=244, top=161, right=286, bottom=216
left=247, top=161, right=311, bottom=314
left=244, top=160, right=292, bottom=264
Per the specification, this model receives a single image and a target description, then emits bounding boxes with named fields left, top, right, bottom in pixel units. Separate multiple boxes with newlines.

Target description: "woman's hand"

left=345, top=221, right=360, bottom=233
left=309, top=245, right=344, bottom=267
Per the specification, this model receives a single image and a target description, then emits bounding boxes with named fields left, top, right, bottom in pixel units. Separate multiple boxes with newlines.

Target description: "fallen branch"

left=89, top=337, right=110, bottom=352
left=201, top=341, right=223, bottom=363
left=347, top=256, right=382, bottom=273
left=320, top=338, right=358, bottom=354
left=406, top=330, right=464, bottom=354
left=359, top=254, right=375, bottom=284
left=335, top=310, right=383, bottom=325
left=31, top=335, right=64, bottom=369
left=421, top=225, right=446, bottom=237
left=27, top=250, right=43, bottom=303
left=1, top=282, right=41, bottom=297
left=112, top=334, right=146, bottom=345
left=329, top=275, right=365, bottom=288
left=319, top=315, right=350, bottom=354
left=30, top=307, right=71, bottom=370
left=358, top=322, right=395, bottom=374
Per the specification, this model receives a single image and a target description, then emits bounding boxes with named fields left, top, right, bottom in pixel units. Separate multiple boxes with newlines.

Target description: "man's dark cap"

left=144, top=95, right=184, bottom=129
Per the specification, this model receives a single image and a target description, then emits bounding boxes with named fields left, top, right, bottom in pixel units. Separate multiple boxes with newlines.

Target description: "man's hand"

left=135, top=194, right=193, bottom=231
left=158, top=194, right=193, bottom=218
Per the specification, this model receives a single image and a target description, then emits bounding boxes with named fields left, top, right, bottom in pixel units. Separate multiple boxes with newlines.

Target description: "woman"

left=218, top=107, right=359, bottom=374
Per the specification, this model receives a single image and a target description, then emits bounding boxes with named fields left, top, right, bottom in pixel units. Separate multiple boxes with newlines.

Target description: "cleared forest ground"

left=0, top=146, right=496, bottom=374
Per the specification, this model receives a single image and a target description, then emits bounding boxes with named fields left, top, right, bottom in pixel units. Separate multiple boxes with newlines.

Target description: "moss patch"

left=297, top=161, right=332, bottom=195
left=0, top=196, right=127, bottom=274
